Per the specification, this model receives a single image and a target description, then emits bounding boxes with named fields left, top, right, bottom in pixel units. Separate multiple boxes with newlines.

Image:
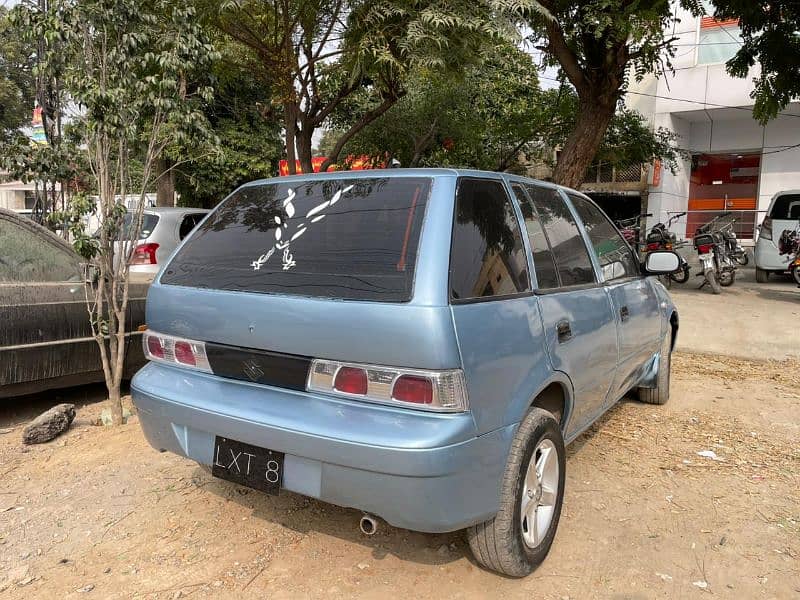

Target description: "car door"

left=565, top=193, right=661, bottom=398
left=448, top=177, right=549, bottom=433
left=0, top=212, right=98, bottom=395
left=515, top=184, right=618, bottom=434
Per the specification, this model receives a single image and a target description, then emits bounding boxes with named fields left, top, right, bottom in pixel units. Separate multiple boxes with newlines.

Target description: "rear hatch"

left=767, top=193, right=800, bottom=245
left=146, top=175, right=461, bottom=384
left=112, top=212, right=160, bottom=267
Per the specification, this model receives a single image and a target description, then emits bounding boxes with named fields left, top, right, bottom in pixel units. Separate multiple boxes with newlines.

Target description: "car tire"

left=755, top=267, right=770, bottom=283
left=467, top=408, right=565, bottom=578
left=792, top=265, right=800, bottom=286
left=639, top=330, right=671, bottom=405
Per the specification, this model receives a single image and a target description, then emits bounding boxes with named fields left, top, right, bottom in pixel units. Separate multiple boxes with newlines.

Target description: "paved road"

left=668, top=263, right=799, bottom=360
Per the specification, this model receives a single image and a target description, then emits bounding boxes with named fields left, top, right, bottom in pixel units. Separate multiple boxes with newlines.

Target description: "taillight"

left=142, top=331, right=211, bottom=372
left=334, top=367, right=368, bottom=395
left=392, top=375, right=434, bottom=405
left=698, top=244, right=713, bottom=254
left=131, top=243, right=159, bottom=265
left=307, top=359, right=468, bottom=412
left=647, top=242, right=660, bottom=251
left=760, top=217, right=773, bottom=240
left=146, top=335, right=165, bottom=359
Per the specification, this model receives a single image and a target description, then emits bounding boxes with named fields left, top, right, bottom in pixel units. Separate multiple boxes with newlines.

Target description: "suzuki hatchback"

left=132, top=170, right=679, bottom=576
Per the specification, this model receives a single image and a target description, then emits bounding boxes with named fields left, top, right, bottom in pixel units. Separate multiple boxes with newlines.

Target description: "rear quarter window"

left=160, top=177, right=430, bottom=302
left=449, top=178, right=530, bottom=301
left=770, top=194, right=800, bottom=220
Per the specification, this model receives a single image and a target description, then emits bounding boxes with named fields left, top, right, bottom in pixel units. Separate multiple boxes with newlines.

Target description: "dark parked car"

left=0, top=208, right=147, bottom=398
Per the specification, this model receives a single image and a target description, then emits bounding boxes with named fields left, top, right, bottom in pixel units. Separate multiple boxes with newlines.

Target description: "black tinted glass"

left=511, top=185, right=560, bottom=289
left=770, top=194, right=800, bottom=219
left=450, top=178, right=530, bottom=301
left=568, top=194, right=639, bottom=281
left=161, top=177, right=430, bottom=302
left=525, top=185, right=596, bottom=287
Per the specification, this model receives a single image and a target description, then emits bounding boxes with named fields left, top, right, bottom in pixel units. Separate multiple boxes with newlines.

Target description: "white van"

left=754, top=191, right=800, bottom=282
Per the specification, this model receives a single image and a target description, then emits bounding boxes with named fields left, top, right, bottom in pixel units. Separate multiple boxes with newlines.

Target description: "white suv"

left=121, top=207, right=209, bottom=282
left=755, top=191, right=800, bottom=282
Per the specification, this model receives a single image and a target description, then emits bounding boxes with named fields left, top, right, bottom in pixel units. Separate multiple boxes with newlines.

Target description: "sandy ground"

left=1, top=350, right=798, bottom=600
left=668, top=262, right=800, bottom=360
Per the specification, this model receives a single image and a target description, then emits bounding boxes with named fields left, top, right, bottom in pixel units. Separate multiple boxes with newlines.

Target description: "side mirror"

left=644, top=251, right=680, bottom=274
left=601, top=260, right=626, bottom=281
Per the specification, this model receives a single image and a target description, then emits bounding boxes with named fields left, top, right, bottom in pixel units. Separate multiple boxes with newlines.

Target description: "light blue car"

left=132, top=169, right=679, bottom=577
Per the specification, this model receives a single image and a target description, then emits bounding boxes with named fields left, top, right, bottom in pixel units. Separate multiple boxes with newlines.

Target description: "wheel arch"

left=669, top=310, right=679, bottom=352
left=525, top=376, right=574, bottom=435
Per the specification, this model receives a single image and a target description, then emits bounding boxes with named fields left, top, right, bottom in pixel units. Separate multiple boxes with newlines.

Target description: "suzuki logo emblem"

left=242, top=359, right=264, bottom=382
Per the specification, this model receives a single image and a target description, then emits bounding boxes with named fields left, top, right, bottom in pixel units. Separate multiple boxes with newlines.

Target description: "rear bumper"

left=755, top=238, right=792, bottom=271
left=131, top=363, right=514, bottom=533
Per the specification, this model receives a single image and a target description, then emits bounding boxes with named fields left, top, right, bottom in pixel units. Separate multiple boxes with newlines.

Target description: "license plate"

left=212, top=436, right=284, bottom=495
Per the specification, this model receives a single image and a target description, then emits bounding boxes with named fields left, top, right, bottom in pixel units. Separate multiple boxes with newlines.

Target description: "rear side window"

left=511, top=185, right=559, bottom=289
left=161, top=177, right=430, bottom=302
left=117, top=213, right=159, bottom=240
left=449, top=178, right=530, bottom=301
left=179, top=213, right=205, bottom=240
left=525, top=185, right=596, bottom=287
left=0, top=217, right=80, bottom=283
left=770, top=194, right=800, bottom=220
left=567, top=194, right=639, bottom=281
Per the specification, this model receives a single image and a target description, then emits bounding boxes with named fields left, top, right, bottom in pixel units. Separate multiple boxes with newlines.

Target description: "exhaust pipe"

left=359, top=514, right=378, bottom=536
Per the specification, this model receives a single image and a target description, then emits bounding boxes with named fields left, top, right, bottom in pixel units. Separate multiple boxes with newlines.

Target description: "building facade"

left=629, top=1, right=800, bottom=242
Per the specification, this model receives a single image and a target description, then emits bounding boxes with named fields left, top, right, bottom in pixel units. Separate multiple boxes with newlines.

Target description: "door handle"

left=620, top=306, right=630, bottom=322
left=556, top=320, right=572, bottom=343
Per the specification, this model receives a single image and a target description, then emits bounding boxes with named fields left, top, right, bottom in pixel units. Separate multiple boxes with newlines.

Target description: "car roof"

left=143, top=207, right=210, bottom=215
left=242, top=168, right=569, bottom=193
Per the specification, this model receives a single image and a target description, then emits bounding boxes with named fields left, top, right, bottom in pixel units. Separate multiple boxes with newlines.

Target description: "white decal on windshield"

left=250, top=184, right=354, bottom=271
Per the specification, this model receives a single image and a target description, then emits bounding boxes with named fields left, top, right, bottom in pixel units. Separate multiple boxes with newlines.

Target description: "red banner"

left=278, top=155, right=386, bottom=176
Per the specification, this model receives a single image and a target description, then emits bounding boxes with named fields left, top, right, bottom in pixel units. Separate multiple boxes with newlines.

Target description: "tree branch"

left=545, top=20, right=588, bottom=95
left=320, top=92, right=404, bottom=171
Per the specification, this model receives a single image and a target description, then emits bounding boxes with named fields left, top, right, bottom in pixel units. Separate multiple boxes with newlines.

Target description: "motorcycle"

left=694, top=213, right=738, bottom=294
left=719, top=219, right=749, bottom=266
left=616, top=213, right=652, bottom=251
left=645, top=212, right=690, bottom=287
left=778, top=227, right=800, bottom=286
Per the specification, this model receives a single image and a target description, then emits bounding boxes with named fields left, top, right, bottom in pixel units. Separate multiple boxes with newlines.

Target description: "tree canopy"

left=709, top=0, right=800, bottom=124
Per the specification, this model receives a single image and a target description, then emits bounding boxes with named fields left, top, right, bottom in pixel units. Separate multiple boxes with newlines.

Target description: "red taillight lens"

left=142, top=331, right=211, bottom=372
left=647, top=242, right=660, bottom=251
left=334, top=367, right=368, bottom=395
left=698, top=244, right=713, bottom=254
left=146, top=335, right=165, bottom=359
left=392, top=375, right=434, bottom=405
left=131, top=243, right=159, bottom=265
left=173, top=341, right=196, bottom=366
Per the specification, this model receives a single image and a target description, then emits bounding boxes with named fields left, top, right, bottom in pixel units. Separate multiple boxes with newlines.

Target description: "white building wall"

left=631, top=0, right=800, bottom=233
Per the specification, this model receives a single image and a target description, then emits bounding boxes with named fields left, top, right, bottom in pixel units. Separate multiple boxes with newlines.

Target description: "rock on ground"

left=22, top=403, right=76, bottom=445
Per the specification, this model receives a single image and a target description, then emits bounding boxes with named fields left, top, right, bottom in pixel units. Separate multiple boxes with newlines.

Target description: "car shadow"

left=194, top=464, right=467, bottom=569
left=0, top=382, right=123, bottom=430
left=193, top=397, right=647, bottom=574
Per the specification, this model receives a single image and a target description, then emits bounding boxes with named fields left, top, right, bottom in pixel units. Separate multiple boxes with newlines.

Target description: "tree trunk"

left=284, top=105, right=297, bottom=175
left=296, top=124, right=315, bottom=174
left=552, top=97, right=617, bottom=189
left=108, top=385, right=123, bottom=426
left=155, top=156, right=174, bottom=207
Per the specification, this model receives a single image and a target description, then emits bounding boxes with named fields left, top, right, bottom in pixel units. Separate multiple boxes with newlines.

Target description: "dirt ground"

left=1, top=352, right=798, bottom=600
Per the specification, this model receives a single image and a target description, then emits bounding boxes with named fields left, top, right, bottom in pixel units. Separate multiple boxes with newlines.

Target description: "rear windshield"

left=770, top=194, right=800, bottom=220
left=160, top=177, right=431, bottom=301
left=118, top=213, right=159, bottom=240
